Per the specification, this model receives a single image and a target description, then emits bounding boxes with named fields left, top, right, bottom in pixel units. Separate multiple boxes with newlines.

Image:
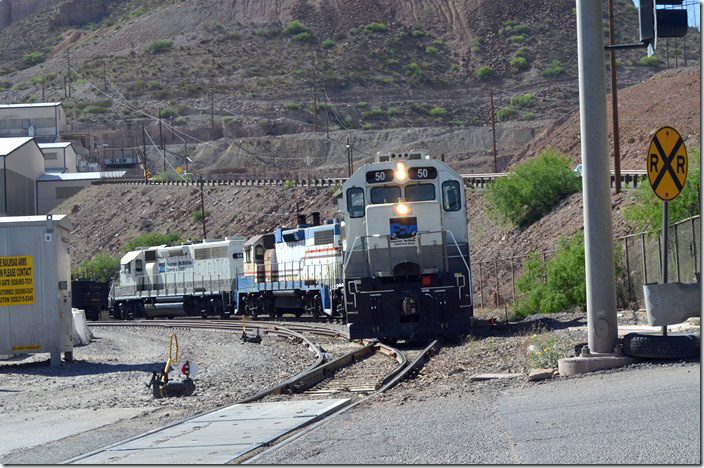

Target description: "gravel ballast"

left=0, top=326, right=319, bottom=464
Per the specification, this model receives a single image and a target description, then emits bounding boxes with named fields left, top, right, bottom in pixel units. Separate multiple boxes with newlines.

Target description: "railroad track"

left=94, top=170, right=647, bottom=190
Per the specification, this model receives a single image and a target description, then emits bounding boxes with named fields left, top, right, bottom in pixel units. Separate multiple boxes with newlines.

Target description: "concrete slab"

left=558, top=354, right=639, bottom=377
left=0, top=408, right=147, bottom=458
left=69, top=398, right=350, bottom=464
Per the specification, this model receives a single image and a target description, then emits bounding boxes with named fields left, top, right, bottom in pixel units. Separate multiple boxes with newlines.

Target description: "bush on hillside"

left=484, top=150, right=581, bottom=228
left=284, top=20, right=308, bottom=35
left=22, top=51, right=46, bottom=67
left=475, top=65, right=495, bottom=81
left=76, top=253, right=120, bottom=283
left=364, top=22, right=388, bottom=33
left=542, top=59, right=564, bottom=78
left=125, top=232, right=181, bottom=252
left=148, top=40, right=173, bottom=54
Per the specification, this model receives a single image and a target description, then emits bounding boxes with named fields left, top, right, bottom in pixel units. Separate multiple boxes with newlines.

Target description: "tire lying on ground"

left=622, top=333, right=700, bottom=359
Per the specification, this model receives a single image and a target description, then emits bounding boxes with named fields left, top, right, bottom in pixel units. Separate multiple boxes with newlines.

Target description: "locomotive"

left=110, top=149, right=474, bottom=339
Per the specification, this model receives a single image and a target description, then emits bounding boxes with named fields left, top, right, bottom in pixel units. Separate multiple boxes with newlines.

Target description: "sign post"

left=646, top=126, right=688, bottom=336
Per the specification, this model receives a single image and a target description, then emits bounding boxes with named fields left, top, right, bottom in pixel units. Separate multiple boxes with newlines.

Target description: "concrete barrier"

left=643, top=282, right=701, bottom=326
left=71, top=308, right=94, bottom=346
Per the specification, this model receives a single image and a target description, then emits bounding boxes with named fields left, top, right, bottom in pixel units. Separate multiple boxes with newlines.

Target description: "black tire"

left=622, top=333, right=700, bottom=359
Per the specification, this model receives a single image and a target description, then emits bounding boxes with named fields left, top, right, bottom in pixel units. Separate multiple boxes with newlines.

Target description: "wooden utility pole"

left=346, top=135, right=352, bottom=176
left=608, top=0, right=621, bottom=193
left=312, top=53, right=318, bottom=132
left=66, top=48, right=71, bottom=98
left=489, top=83, right=497, bottom=173
left=142, top=124, right=148, bottom=182
left=158, top=110, right=165, bottom=172
left=210, top=77, right=215, bottom=141
left=199, top=175, right=207, bottom=240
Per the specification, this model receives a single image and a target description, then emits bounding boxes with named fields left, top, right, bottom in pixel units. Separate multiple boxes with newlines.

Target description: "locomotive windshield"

left=442, top=180, right=462, bottom=211
left=370, top=186, right=401, bottom=204
left=405, top=183, right=435, bottom=201
left=347, top=187, right=365, bottom=218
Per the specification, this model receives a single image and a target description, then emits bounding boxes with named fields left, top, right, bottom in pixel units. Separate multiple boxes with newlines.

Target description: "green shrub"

left=496, top=106, right=518, bottom=121
left=151, top=170, right=183, bottom=182
left=364, top=22, right=388, bottom=33
left=0, top=80, right=11, bottom=90
left=148, top=40, right=173, bottom=54
left=284, top=20, right=308, bottom=35
left=128, top=7, right=145, bottom=17
left=638, top=55, right=659, bottom=67
left=509, top=93, right=534, bottom=108
left=125, top=232, right=181, bottom=251
left=77, top=253, right=120, bottom=283
left=514, top=233, right=590, bottom=318
left=157, top=107, right=176, bottom=118
left=362, top=106, right=384, bottom=119
left=321, top=39, right=336, bottom=49
left=362, top=123, right=373, bottom=130
left=509, top=56, right=529, bottom=71
left=180, top=82, right=203, bottom=97
left=343, top=115, right=354, bottom=128
left=283, top=179, right=295, bottom=190
left=292, top=31, right=313, bottom=43
left=509, top=34, right=526, bottom=42
left=146, top=80, right=162, bottom=90
left=411, top=28, right=426, bottom=38
left=386, top=58, right=400, bottom=66
left=425, top=46, right=439, bottom=56
left=484, top=150, right=581, bottom=228
left=357, top=101, right=368, bottom=108
left=624, top=149, right=700, bottom=234
left=285, top=102, right=301, bottom=111
left=192, top=210, right=211, bottom=223
left=403, top=62, right=421, bottom=76
left=515, top=46, right=530, bottom=58
left=83, top=105, right=109, bottom=114
left=22, top=51, right=46, bottom=67
left=428, top=107, right=448, bottom=117
left=520, top=112, right=535, bottom=121
left=542, top=59, right=563, bottom=78
left=222, top=116, right=239, bottom=126
left=449, top=119, right=465, bottom=127
left=409, top=102, right=426, bottom=114
left=475, top=65, right=495, bottom=81
left=387, top=107, right=399, bottom=116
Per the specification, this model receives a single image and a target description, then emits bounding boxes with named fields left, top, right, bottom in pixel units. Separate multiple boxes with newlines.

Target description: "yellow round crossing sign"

left=647, top=126, right=688, bottom=202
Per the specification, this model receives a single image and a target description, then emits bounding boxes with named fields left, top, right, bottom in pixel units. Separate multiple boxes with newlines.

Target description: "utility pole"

left=608, top=0, right=621, bottom=194
left=346, top=135, right=352, bottom=177
left=489, top=82, right=498, bottom=173
left=210, top=77, right=215, bottom=141
left=199, top=175, right=207, bottom=241
left=576, top=0, right=618, bottom=354
left=66, top=47, right=71, bottom=98
left=103, top=62, right=107, bottom=91
left=158, top=110, right=165, bottom=172
left=312, top=52, right=318, bottom=132
left=41, top=73, right=45, bottom=101
left=142, top=123, right=148, bottom=183
left=170, top=116, right=174, bottom=145
left=184, top=136, right=188, bottom=174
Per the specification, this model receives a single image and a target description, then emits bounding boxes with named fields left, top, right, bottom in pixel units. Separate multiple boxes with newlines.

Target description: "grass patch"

left=509, top=93, right=534, bottom=108
left=475, top=65, right=495, bottom=81
left=496, top=106, right=518, bottom=121
left=22, top=51, right=46, bottom=67
left=192, top=210, right=211, bottom=223
left=428, top=107, right=448, bottom=117
left=157, top=107, right=176, bottom=119
left=638, top=55, right=659, bottom=67
left=364, top=22, right=388, bottom=33
left=285, top=102, right=301, bottom=111
left=321, top=39, right=335, bottom=49
left=509, top=56, right=529, bottom=71
left=148, top=40, right=173, bottom=54
left=284, top=20, right=308, bottom=35
left=542, top=59, right=564, bottom=78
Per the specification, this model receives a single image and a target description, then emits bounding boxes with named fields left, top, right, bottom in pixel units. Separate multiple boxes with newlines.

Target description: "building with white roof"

left=0, top=102, right=66, bottom=143
left=38, top=142, right=77, bottom=173
left=0, top=137, right=45, bottom=216
left=36, top=171, right=126, bottom=214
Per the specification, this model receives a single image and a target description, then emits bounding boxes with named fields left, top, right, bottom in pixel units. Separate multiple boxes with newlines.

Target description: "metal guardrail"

left=93, top=170, right=648, bottom=190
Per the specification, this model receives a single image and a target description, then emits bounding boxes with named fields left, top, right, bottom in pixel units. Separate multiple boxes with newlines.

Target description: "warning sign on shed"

left=0, top=256, right=35, bottom=306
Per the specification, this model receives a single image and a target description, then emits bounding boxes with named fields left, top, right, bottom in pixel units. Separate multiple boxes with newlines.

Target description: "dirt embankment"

left=511, top=67, right=701, bottom=170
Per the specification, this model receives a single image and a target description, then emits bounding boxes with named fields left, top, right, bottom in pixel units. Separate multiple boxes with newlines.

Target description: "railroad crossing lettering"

left=0, top=256, right=35, bottom=306
left=647, top=127, right=688, bottom=201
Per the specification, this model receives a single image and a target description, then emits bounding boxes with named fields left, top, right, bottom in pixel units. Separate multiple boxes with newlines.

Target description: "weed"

left=638, top=55, right=659, bottom=67
left=364, top=22, right=388, bottom=33
left=284, top=20, right=308, bottom=35
left=426, top=46, right=439, bottom=56
left=509, top=56, right=529, bottom=71
left=520, top=112, right=535, bottom=121
left=285, top=102, right=301, bottom=111
left=22, top=51, right=46, bottom=67
left=128, top=7, right=145, bottom=17
left=192, top=210, right=211, bottom=223
left=475, top=65, right=495, bottom=81
left=496, top=106, right=518, bottom=121
left=157, top=107, right=176, bottom=118
left=125, top=231, right=181, bottom=251
left=542, top=59, right=563, bottom=78
left=509, top=34, right=526, bottom=43
left=292, top=31, right=314, bottom=43
left=525, top=326, right=572, bottom=368
left=283, top=180, right=296, bottom=190
left=387, top=107, right=399, bottom=116
left=357, top=101, right=368, bottom=108
left=148, top=40, right=173, bottom=54
left=509, top=93, right=534, bottom=108
left=321, top=39, right=335, bottom=49
left=428, top=107, right=448, bottom=117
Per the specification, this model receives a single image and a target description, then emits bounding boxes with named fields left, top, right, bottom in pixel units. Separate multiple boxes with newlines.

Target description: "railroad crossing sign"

left=647, top=126, right=688, bottom=201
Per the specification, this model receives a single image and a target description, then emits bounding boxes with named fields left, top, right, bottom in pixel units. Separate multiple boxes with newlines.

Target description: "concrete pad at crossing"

left=68, top=399, right=351, bottom=464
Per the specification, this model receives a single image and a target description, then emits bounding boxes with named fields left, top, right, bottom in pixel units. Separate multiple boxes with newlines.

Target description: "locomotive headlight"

left=395, top=202, right=410, bottom=216
left=395, top=162, right=407, bottom=182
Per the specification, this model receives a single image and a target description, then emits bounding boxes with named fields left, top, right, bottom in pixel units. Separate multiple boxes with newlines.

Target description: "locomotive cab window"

left=135, top=259, right=143, bottom=273
left=405, top=183, right=435, bottom=202
left=442, top=180, right=462, bottom=211
left=371, top=186, right=401, bottom=204
left=245, top=247, right=252, bottom=263
left=122, top=262, right=131, bottom=274
left=347, top=187, right=365, bottom=218
left=255, top=245, right=265, bottom=261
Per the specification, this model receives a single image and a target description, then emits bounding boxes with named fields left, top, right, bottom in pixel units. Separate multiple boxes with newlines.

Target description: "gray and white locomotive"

left=340, top=149, right=473, bottom=339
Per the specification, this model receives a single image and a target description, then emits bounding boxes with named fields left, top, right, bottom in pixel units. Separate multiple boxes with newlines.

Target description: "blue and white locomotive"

left=339, top=149, right=474, bottom=339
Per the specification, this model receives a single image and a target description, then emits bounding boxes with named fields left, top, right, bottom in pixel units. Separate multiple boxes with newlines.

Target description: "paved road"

left=253, top=363, right=700, bottom=464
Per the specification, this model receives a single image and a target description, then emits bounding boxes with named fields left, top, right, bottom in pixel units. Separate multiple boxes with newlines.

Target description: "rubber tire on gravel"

left=622, top=333, right=700, bottom=359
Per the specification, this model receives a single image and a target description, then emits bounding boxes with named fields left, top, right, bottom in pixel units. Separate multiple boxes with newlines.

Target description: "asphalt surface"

left=253, top=363, right=701, bottom=464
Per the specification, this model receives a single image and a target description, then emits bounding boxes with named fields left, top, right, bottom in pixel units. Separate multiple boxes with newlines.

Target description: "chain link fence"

left=472, top=215, right=700, bottom=312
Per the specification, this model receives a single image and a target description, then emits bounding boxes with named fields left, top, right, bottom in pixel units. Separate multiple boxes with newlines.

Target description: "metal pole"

left=159, top=111, right=165, bottom=172
left=66, top=48, right=71, bottom=98
left=200, top=175, right=207, bottom=241
left=313, top=53, right=318, bottom=132
left=674, top=222, right=680, bottom=282
left=576, top=0, right=618, bottom=354
left=490, top=83, right=497, bottom=173
left=661, top=201, right=669, bottom=336
left=641, top=233, right=648, bottom=285
left=210, top=77, right=215, bottom=141
left=346, top=135, right=352, bottom=177
left=608, top=0, right=621, bottom=194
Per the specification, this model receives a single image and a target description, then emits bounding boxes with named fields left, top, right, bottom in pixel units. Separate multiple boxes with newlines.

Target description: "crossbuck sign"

left=647, top=126, right=688, bottom=201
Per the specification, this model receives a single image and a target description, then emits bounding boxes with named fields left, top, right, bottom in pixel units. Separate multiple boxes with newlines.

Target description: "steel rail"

left=93, top=170, right=647, bottom=190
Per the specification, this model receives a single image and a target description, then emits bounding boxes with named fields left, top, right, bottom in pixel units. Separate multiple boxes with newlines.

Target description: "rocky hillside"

left=0, top=0, right=698, bottom=151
